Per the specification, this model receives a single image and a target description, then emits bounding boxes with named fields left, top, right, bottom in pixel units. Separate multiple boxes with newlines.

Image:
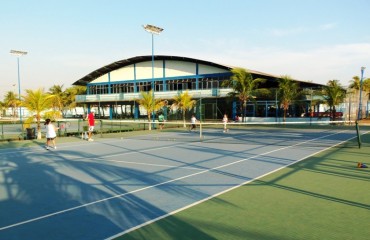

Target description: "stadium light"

left=358, top=66, right=366, bottom=120
left=143, top=24, right=164, bottom=35
left=10, top=49, right=28, bottom=133
left=143, top=24, right=163, bottom=128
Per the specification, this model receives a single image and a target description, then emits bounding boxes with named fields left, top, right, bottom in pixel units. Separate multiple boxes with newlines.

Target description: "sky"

left=1, top=0, right=370, bottom=99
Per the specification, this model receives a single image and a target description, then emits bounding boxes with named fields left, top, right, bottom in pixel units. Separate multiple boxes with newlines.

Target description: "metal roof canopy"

left=73, top=55, right=322, bottom=88
left=73, top=55, right=235, bottom=86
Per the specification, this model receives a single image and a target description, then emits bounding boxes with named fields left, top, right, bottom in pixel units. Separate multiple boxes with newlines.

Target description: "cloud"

left=268, top=23, right=336, bottom=37
left=187, top=42, right=370, bottom=86
left=319, top=23, right=336, bottom=30
left=245, top=43, right=370, bottom=85
left=269, top=27, right=307, bottom=37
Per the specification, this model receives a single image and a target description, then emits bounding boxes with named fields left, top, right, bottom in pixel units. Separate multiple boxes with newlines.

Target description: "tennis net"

left=96, top=120, right=365, bottom=148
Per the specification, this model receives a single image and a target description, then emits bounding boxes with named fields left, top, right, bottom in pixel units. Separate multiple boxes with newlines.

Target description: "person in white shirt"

left=222, top=114, right=229, bottom=133
left=190, top=115, right=197, bottom=131
left=45, top=119, right=58, bottom=150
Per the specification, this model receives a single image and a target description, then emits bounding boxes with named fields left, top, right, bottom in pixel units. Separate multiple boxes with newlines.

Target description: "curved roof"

left=73, top=55, right=323, bottom=89
left=73, top=55, right=234, bottom=86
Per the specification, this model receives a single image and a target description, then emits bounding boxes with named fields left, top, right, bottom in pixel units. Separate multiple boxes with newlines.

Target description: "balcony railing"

left=75, top=89, right=231, bottom=103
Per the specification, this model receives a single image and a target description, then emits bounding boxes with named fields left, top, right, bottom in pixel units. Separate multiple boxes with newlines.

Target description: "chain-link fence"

left=0, top=119, right=166, bottom=141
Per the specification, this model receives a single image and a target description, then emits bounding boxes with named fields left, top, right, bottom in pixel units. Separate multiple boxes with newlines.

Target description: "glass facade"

left=87, top=74, right=231, bottom=95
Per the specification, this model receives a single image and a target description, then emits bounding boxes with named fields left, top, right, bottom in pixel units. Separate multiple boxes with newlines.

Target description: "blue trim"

left=108, top=72, right=111, bottom=94
left=196, top=63, right=199, bottom=90
left=134, top=63, right=137, bottom=93
left=163, top=60, right=166, bottom=91
left=134, top=102, right=139, bottom=119
left=109, top=104, right=113, bottom=119
left=87, top=83, right=90, bottom=94
left=232, top=100, right=237, bottom=120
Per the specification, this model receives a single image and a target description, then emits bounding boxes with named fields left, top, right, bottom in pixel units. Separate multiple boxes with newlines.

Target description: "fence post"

left=355, top=120, right=362, bottom=149
left=100, top=120, right=103, bottom=138
left=78, top=119, right=81, bottom=135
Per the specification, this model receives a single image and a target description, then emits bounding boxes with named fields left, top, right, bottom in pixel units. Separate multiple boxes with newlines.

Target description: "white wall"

left=90, top=60, right=229, bottom=84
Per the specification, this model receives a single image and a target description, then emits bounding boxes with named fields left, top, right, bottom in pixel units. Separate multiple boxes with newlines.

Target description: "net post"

left=355, top=120, right=362, bottom=148
left=100, top=120, right=103, bottom=138
left=199, top=121, right=203, bottom=141
left=57, top=120, right=60, bottom=137
left=77, top=119, right=80, bottom=135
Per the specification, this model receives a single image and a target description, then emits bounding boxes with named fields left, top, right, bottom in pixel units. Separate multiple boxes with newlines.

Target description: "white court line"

left=106, top=131, right=360, bottom=240
left=0, top=129, right=351, bottom=231
left=0, top=138, right=126, bottom=155
left=93, top=158, right=206, bottom=171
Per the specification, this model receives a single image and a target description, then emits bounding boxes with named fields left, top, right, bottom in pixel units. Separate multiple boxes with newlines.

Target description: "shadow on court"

left=0, top=140, right=238, bottom=240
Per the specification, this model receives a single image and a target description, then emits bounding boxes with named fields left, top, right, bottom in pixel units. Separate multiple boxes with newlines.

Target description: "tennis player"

left=190, top=115, right=197, bottom=131
left=45, top=119, right=58, bottom=149
left=86, top=110, right=95, bottom=141
left=222, top=114, right=229, bottom=132
left=158, top=112, right=165, bottom=130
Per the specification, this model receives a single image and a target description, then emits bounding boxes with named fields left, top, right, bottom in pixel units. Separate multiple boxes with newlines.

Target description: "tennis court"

left=0, top=122, right=362, bottom=240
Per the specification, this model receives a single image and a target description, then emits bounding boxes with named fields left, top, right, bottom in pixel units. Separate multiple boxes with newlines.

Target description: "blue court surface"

left=0, top=127, right=357, bottom=240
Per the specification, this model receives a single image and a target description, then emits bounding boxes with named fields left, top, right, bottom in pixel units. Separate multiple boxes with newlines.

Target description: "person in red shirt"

left=86, top=110, right=95, bottom=141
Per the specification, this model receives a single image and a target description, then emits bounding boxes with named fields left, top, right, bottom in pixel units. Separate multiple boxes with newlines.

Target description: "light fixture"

left=142, top=24, right=164, bottom=129
left=358, top=66, right=366, bottom=120
left=143, top=24, right=164, bottom=35
left=10, top=49, right=28, bottom=135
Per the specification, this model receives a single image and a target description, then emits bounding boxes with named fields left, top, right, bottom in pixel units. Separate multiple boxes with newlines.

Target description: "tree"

left=64, top=86, right=87, bottom=115
left=136, top=90, right=164, bottom=130
left=349, top=75, right=370, bottom=100
left=278, top=75, right=299, bottom=122
left=364, top=78, right=370, bottom=100
left=3, top=91, right=19, bottom=118
left=171, top=91, right=196, bottom=127
left=321, top=80, right=346, bottom=121
left=22, top=88, right=53, bottom=139
left=48, top=84, right=65, bottom=119
left=0, top=100, right=4, bottom=118
left=348, top=76, right=361, bottom=90
left=222, top=67, right=266, bottom=121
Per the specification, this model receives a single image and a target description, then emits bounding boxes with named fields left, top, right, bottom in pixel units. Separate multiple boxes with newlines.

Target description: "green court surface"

left=115, top=133, right=370, bottom=240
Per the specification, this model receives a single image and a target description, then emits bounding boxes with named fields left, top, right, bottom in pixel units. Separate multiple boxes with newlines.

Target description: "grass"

left=116, top=133, right=370, bottom=240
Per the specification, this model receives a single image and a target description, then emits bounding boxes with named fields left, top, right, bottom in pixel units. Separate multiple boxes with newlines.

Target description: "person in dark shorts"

left=44, top=118, right=58, bottom=149
left=158, top=112, right=165, bottom=130
left=190, top=115, right=197, bottom=131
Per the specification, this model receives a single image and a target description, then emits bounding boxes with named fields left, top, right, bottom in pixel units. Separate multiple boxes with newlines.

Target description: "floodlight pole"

left=151, top=33, right=155, bottom=125
left=10, top=50, right=28, bottom=134
left=358, top=67, right=366, bottom=120
left=143, top=24, right=163, bottom=129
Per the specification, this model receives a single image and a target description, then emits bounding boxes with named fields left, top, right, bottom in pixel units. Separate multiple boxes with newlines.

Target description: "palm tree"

left=22, top=88, right=53, bottom=139
left=171, top=91, right=196, bottom=127
left=3, top=91, right=19, bottom=118
left=364, top=78, right=370, bottom=100
left=348, top=76, right=361, bottom=90
left=64, top=86, right=87, bottom=116
left=278, top=75, right=299, bottom=122
left=349, top=75, right=370, bottom=101
left=136, top=90, right=164, bottom=130
left=321, top=80, right=346, bottom=121
left=0, top=100, right=4, bottom=118
left=48, top=84, right=65, bottom=118
left=222, top=67, right=266, bottom=122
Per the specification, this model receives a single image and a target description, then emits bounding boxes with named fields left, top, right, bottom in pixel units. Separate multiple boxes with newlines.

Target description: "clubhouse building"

left=73, top=55, right=324, bottom=121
